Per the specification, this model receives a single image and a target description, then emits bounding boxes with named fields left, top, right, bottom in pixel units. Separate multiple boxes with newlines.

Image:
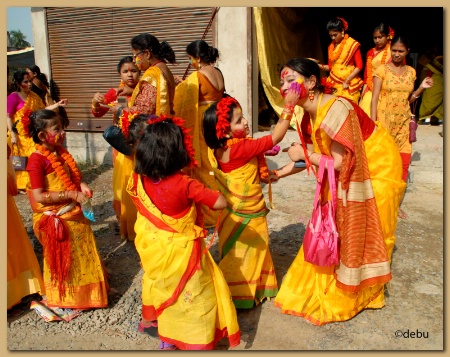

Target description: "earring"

left=308, top=89, right=315, bottom=102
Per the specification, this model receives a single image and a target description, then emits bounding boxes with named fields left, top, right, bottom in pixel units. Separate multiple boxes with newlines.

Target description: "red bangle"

left=273, top=169, right=280, bottom=178
left=284, top=105, right=295, bottom=113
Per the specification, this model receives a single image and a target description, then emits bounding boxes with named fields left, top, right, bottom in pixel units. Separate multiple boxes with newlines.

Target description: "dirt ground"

left=6, top=128, right=444, bottom=351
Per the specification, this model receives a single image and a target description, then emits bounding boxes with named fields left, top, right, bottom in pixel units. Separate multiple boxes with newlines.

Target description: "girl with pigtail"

left=202, top=84, right=301, bottom=309
left=25, top=109, right=109, bottom=312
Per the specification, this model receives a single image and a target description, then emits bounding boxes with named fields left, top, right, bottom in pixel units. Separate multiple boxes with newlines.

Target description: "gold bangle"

left=280, top=112, right=293, bottom=121
left=412, top=93, right=420, bottom=99
left=44, top=192, right=53, bottom=203
left=91, top=104, right=100, bottom=113
left=58, top=191, right=66, bottom=201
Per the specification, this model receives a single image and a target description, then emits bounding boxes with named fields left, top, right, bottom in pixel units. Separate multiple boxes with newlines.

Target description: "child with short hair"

left=127, top=116, right=240, bottom=350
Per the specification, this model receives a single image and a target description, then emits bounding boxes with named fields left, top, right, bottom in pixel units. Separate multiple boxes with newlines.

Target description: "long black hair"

left=131, top=33, right=176, bottom=64
left=28, top=65, right=49, bottom=88
left=134, top=119, right=190, bottom=181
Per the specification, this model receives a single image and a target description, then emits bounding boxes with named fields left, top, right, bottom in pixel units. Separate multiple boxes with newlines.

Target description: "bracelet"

left=284, top=105, right=295, bottom=113
left=272, top=169, right=280, bottom=178
left=58, top=191, right=65, bottom=201
left=308, top=151, right=314, bottom=159
left=44, top=192, right=53, bottom=203
left=412, top=93, right=420, bottom=99
left=280, top=112, right=293, bottom=121
left=91, top=104, right=100, bottom=113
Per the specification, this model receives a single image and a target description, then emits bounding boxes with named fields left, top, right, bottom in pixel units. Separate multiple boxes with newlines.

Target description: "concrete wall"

left=65, top=132, right=113, bottom=166
left=31, top=8, right=51, bottom=79
left=215, top=7, right=256, bottom=133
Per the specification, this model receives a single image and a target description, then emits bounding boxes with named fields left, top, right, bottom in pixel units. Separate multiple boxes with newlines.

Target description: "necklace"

left=329, top=34, right=348, bottom=63
left=151, top=60, right=164, bottom=67
left=366, top=44, right=390, bottom=91
left=223, top=138, right=269, bottom=180
left=35, top=144, right=82, bottom=191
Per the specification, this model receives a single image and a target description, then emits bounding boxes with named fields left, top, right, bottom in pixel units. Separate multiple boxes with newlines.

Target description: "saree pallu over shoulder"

left=208, top=151, right=278, bottom=309
left=126, top=172, right=240, bottom=350
left=131, top=66, right=171, bottom=116
left=316, top=97, right=391, bottom=292
left=328, top=37, right=363, bottom=101
left=174, top=72, right=221, bottom=228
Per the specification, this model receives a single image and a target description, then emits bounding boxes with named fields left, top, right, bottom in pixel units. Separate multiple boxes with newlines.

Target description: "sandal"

left=159, top=341, right=177, bottom=350
left=137, top=320, right=158, bottom=338
left=398, top=208, right=408, bottom=219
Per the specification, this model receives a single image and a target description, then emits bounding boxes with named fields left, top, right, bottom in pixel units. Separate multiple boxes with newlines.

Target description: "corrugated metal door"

left=46, top=7, right=215, bottom=131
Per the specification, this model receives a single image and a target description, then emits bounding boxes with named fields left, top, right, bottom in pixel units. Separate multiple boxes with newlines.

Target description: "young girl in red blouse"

left=127, top=117, right=240, bottom=350
left=202, top=89, right=299, bottom=309
left=25, top=109, right=109, bottom=311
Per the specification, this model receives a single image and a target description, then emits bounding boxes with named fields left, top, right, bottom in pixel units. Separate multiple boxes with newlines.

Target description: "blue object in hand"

left=294, top=160, right=306, bottom=168
left=81, top=198, right=96, bottom=222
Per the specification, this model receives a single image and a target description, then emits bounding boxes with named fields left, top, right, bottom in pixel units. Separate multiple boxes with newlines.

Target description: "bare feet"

left=398, top=208, right=408, bottom=219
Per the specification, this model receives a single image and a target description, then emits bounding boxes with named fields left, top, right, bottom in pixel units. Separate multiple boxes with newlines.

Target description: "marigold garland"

left=35, top=144, right=82, bottom=191
left=103, top=88, right=118, bottom=105
left=329, top=34, right=348, bottom=63
left=224, top=138, right=269, bottom=180
left=118, top=110, right=139, bottom=139
left=216, top=97, right=239, bottom=139
left=21, top=108, right=33, bottom=137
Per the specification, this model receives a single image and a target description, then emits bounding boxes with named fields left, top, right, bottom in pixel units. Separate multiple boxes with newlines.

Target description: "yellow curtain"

left=253, top=8, right=324, bottom=127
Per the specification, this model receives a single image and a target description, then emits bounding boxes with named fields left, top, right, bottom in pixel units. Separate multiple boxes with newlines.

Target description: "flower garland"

left=329, top=34, right=348, bottom=63
left=118, top=110, right=139, bottom=139
left=21, top=108, right=33, bottom=137
left=224, top=138, right=269, bottom=180
left=216, top=97, right=239, bottom=139
left=103, top=88, right=118, bottom=106
left=146, top=115, right=198, bottom=167
left=35, top=144, right=82, bottom=191
left=366, top=44, right=390, bottom=91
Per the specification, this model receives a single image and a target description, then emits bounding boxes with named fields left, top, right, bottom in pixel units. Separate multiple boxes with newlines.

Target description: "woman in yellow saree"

left=203, top=95, right=295, bottom=309
left=418, top=55, right=443, bottom=124
left=359, top=23, right=393, bottom=115
left=273, top=58, right=405, bottom=325
left=7, top=144, right=45, bottom=310
left=174, top=40, right=225, bottom=228
left=109, top=34, right=176, bottom=241
left=7, top=71, right=67, bottom=190
left=128, top=117, right=240, bottom=350
left=25, top=109, right=108, bottom=310
left=317, top=17, right=363, bottom=104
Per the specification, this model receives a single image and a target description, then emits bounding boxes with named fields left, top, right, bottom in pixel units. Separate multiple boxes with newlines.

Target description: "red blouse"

left=26, top=152, right=63, bottom=190
left=301, top=98, right=375, bottom=144
left=142, top=172, right=220, bottom=218
left=218, top=135, right=274, bottom=173
left=328, top=48, right=363, bottom=71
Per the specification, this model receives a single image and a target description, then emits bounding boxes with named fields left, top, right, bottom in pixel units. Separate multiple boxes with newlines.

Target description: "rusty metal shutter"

left=46, top=7, right=215, bottom=131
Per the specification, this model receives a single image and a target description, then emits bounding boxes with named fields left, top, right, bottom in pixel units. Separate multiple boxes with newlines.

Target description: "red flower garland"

left=103, top=88, right=118, bottom=104
left=329, top=34, right=349, bottom=63
left=215, top=97, right=239, bottom=139
left=320, top=78, right=334, bottom=94
left=118, top=110, right=139, bottom=139
left=146, top=115, right=198, bottom=167
left=35, top=143, right=82, bottom=191
left=21, top=108, right=33, bottom=137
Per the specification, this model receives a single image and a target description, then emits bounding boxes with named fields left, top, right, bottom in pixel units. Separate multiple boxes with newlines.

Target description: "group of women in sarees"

left=6, top=15, right=436, bottom=349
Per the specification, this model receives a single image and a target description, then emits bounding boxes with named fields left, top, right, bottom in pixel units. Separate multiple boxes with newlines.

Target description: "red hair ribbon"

left=337, top=17, right=348, bottom=31
left=147, top=115, right=198, bottom=168
left=215, top=97, right=239, bottom=140
left=320, top=78, right=334, bottom=94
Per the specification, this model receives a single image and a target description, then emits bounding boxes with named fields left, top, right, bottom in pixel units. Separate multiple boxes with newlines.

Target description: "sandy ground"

left=6, top=126, right=444, bottom=351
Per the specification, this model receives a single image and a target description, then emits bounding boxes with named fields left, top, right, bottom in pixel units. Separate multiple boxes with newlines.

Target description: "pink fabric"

left=7, top=92, right=25, bottom=116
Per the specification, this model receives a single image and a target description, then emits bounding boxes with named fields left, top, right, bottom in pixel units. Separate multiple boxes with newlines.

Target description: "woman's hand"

left=287, top=142, right=305, bottom=162
left=111, top=104, right=123, bottom=117
left=10, top=132, right=17, bottom=145
left=268, top=171, right=279, bottom=182
left=173, top=75, right=184, bottom=85
left=284, top=81, right=302, bottom=108
left=116, top=85, right=134, bottom=97
left=80, top=182, right=93, bottom=198
left=92, top=92, right=105, bottom=105
left=57, top=99, right=68, bottom=107
left=342, top=80, right=350, bottom=89
left=421, top=77, right=434, bottom=89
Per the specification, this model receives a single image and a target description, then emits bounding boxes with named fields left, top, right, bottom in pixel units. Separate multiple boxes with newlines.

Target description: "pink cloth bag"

left=303, top=155, right=339, bottom=266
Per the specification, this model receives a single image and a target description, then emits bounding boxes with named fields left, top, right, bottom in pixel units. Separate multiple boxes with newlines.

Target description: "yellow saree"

left=7, top=156, right=44, bottom=309
left=208, top=149, right=278, bottom=309
left=112, top=66, right=171, bottom=241
left=10, top=91, right=45, bottom=190
left=27, top=161, right=109, bottom=309
left=419, top=56, right=443, bottom=122
left=327, top=36, right=364, bottom=103
left=274, top=97, right=405, bottom=325
left=359, top=47, right=391, bottom=115
left=127, top=173, right=240, bottom=350
left=174, top=72, right=222, bottom=228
